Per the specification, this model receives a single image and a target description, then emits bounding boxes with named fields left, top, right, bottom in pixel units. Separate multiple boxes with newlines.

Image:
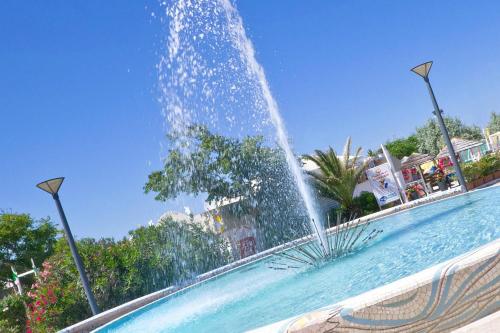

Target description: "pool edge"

left=249, top=238, right=500, bottom=333
left=60, top=185, right=498, bottom=333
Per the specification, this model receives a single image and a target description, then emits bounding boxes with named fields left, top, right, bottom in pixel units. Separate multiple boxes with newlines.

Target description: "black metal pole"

left=52, top=193, right=100, bottom=315
left=423, top=77, right=468, bottom=192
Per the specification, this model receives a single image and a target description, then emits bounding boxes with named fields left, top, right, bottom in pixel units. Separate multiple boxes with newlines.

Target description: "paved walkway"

left=452, top=310, right=500, bottom=332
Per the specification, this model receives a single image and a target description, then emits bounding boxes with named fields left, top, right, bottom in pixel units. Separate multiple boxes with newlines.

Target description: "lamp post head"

left=36, top=177, right=64, bottom=196
left=410, top=61, right=433, bottom=80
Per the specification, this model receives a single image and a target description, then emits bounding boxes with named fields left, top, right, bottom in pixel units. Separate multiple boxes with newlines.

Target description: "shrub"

left=462, top=162, right=481, bottom=182
left=461, top=153, right=500, bottom=182
left=26, top=260, right=72, bottom=333
left=477, top=153, right=500, bottom=176
left=0, top=294, right=28, bottom=333
left=353, top=192, right=379, bottom=216
left=23, top=217, right=232, bottom=332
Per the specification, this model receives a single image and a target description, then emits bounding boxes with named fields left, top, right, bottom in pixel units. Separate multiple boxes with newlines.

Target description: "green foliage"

left=303, top=137, right=368, bottom=212
left=385, top=135, right=419, bottom=159
left=0, top=213, right=58, bottom=284
left=24, top=217, right=232, bottom=331
left=0, top=321, right=19, bottom=333
left=462, top=153, right=500, bottom=182
left=0, top=294, right=28, bottom=333
left=352, top=192, right=379, bottom=216
left=26, top=261, right=69, bottom=333
left=462, top=162, right=480, bottom=183
left=366, top=149, right=378, bottom=158
left=145, top=125, right=274, bottom=203
left=122, top=217, right=231, bottom=293
left=145, top=125, right=310, bottom=248
left=415, top=116, right=483, bottom=155
left=0, top=208, right=232, bottom=332
left=487, top=112, right=500, bottom=133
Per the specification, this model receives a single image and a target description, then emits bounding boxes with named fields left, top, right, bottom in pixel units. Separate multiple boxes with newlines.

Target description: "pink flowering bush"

left=26, top=257, right=88, bottom=333
left=26, top=262, right=59, bottom=332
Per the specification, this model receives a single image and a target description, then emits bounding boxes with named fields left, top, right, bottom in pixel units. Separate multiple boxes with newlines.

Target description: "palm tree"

left=367, top=149, right=379, bottom=158
left=303, top=137, right=368, bottom=212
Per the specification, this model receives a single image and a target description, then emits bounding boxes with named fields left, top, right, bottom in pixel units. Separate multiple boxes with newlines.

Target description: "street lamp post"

left=410, top=61, right=467, bottom=192
left=36, top=177, right=100, bottom=315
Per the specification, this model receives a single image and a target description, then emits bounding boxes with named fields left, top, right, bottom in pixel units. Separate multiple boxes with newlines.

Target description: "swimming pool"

left=96, top=186, right=500, bottom=333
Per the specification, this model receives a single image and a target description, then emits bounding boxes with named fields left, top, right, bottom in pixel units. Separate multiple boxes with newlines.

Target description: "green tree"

left=0, top=213, right=58, bottom=284
left=145, top=125, right=310, bottom=248
left=385, top=135, right=419, bottom=159
left=303, top=137, right=368, bottom=212
left=26, top=217, right=232, bottom=331
left=487, top=112, right=500, bottom=133
left=415, top=116, right=483, bottom=155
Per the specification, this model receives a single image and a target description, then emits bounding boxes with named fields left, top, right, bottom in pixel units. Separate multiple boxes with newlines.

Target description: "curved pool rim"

left=65, top=185, right=498, bottom=333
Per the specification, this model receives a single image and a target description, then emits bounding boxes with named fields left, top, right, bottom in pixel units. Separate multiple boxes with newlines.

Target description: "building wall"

left=353, top=180, right=372, bottom=198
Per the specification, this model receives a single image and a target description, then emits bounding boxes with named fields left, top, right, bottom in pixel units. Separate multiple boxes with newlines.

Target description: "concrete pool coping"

left=60, top=185, right=497, bottom=333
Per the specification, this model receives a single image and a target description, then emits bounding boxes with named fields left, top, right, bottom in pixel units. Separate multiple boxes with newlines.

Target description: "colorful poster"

left=366, top=163, right=401, bottom=206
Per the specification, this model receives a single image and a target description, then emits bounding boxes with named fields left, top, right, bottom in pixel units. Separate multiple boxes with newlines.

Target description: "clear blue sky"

left=2, top=1, right=499, bottom=239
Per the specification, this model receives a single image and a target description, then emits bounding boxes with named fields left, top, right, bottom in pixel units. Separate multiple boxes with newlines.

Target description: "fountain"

left=218, top=0, right=329, bottom=255
left=158, top=0, right=328, bottom=255
left=87, top=1, right=500, bottom=332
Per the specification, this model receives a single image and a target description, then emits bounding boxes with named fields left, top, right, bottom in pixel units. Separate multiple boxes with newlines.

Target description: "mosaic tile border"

left=249, top=238, right=500, bottom=333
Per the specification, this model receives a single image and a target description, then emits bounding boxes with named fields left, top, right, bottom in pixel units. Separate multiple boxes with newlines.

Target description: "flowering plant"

left=26, top=261, right=60, bottom=333
left=434, top=171, right=445, bottom=182
left=405, top=185, right=417, bottom=195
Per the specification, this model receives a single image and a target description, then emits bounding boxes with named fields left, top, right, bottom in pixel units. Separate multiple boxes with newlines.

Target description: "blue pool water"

left=97, top=187, right=500, bottom=333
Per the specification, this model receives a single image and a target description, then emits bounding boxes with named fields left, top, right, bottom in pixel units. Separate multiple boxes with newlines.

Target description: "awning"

left=436, top=138, right=483, bottom=158
left=401, top=153, right=435, bottom=169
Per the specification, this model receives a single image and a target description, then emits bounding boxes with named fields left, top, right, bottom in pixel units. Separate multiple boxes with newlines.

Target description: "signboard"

left=366, top=163, right=401, bottom=206
left=239, top=236, right=256, bottom=258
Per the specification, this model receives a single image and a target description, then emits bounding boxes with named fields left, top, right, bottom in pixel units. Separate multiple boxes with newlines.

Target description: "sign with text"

left=366, top=163, right=401, bottom=206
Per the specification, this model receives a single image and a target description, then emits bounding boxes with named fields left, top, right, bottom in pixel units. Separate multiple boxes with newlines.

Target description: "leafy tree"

left=145, top=125, right=310, bottom=248
left=0, top=213, right=58, bottom=284
left=487, top=112, right=500, bottom=133
left=385, top=135, right=419, bottom=159
left=26, top=217, right=232, bottom=331
left=303, top=137, right=368, bottom=212
left=122, top=217, right=231, bottom=295
left=415, top=116, right=482, bottom=155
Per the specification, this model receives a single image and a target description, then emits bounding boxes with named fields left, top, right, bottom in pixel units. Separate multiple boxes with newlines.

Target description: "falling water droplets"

left=158, top=0, right=328, bottom=254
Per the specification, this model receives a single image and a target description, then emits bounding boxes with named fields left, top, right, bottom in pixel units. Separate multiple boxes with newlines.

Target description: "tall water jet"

left=218, top=0, right=329, bottom=255
left=158, top=0, right=328, bottom=255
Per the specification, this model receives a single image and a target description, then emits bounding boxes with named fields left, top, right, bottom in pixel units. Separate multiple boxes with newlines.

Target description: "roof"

left=401, top=153, right=435, bottom=168
left=437, top=138, right=483, bottom=158
left=301, top=155, right=369, bottom=172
